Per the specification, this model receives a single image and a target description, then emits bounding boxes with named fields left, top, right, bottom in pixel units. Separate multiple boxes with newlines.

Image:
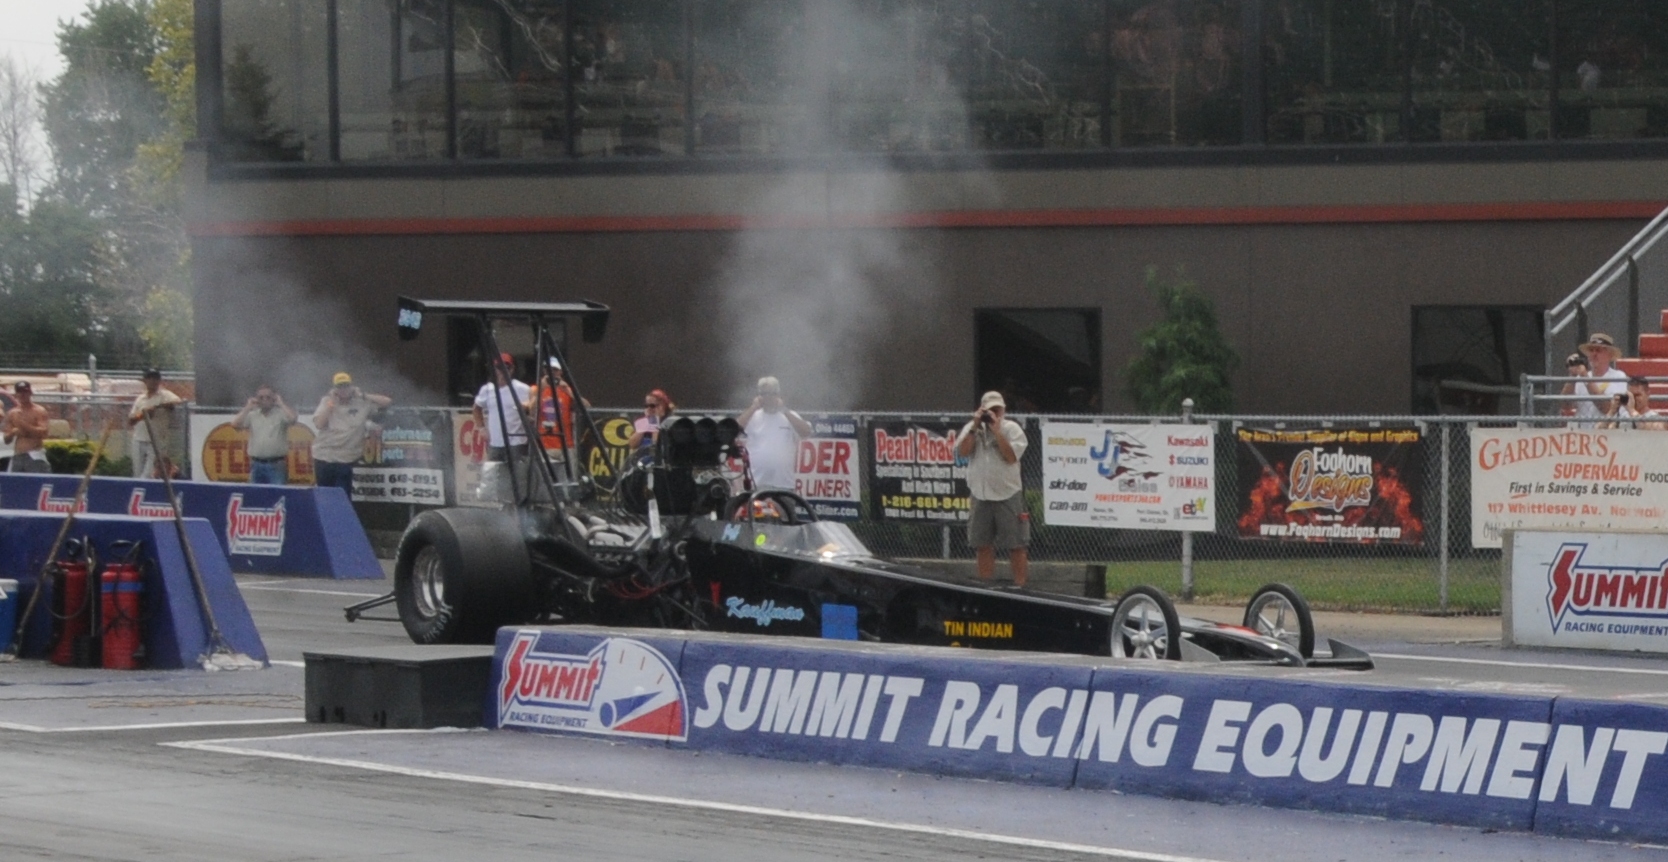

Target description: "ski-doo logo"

left=1546, top=543, right=1668, bottom=633
left=496, top=632, right=688, bottom=741
left=225, top=494, right=286, bottom=556
left=127, top=488, right=177, bottom=518
left=35, top=486, right=87, bottom=514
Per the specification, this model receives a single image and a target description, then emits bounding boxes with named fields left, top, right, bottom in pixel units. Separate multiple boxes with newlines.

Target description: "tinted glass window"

left=338, top=0, right=453, bottom=160
left=454, top=0, right=570, bottom=159
left=1264, top=0, right=1405, bottom=144
left=571, top=0, right=686, bottom=157
left=220, top=0, right=331, bottom=161
left=1408, top=0, right=1550, bottom=143
left=692, top=0, right=809, bottom=154
left=1110, top=0, right=1242, bottom=147
left=1557, top=0, right=1668, bottom=140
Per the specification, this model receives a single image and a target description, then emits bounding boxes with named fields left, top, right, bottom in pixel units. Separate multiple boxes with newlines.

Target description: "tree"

left=0, top=186, right=117, bottom=360
left=1124, top=265, right=1240, bottom=414
left=0, top=57, right=44, bottom=202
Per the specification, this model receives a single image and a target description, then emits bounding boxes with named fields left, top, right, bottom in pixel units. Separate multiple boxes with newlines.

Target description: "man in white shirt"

left=1570, top=333, right=1629, bottom=424
left=129, top=368, right=184, bottom=478
left=1612, top=375, right=1666, bottom=431
left=473, top=353, right=533, bottom=461
left=738, top=376, right=811, bottom=491
left=954, top=391, right=1030, bottom=587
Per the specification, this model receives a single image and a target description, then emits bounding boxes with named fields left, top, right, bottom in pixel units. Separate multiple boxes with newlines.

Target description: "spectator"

left=1612, top=375, right=1665, bottom=430
left=2, top=382, right=52, bottom=473
left=232, top=384, right=297, bottom=485
left=474, top=353, right=533, bottom=463
left=311, top=372, right=392, bottom=496
left=528, top=357, right=589, bottom=480
left=627, top=388, right=676, bottom=455
left=1575, top=334, right=1628, bottom=423
left=954, top=391, right=1029, bottom=587
left=738, top=376, right=810, bottom=491
left=128, top=369, right=183, bottom=478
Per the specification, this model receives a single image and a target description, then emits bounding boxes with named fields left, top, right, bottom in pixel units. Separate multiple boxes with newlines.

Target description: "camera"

left=978, top=410, right=994, bottom=426
left=1618, top=393, right=1631, bottom=406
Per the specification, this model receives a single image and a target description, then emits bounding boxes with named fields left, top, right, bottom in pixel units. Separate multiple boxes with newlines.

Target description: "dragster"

left=345, top=298, right=1371, bottom=670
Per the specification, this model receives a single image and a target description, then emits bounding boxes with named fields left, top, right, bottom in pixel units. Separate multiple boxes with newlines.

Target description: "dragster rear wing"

left=396, top=297, right=610, bottom=343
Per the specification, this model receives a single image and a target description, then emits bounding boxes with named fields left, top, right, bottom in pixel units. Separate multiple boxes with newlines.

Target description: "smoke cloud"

left=713, top=1, right=994, bottom=411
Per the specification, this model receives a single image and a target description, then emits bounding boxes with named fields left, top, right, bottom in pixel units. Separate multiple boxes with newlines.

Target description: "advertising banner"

left=1040, top=422, right=1215, bottom=532
left=490, top=627, right=1668, bottom=842
left=1235, top=427, right=1424, bottom=545
left=867, top=419, right=970, bottom=522
left=1469, top=428, right=1668, bottom=548
left=1507, top=530, right=1668, bottom=654
left=789, top=415, right=861, bottom=521
left=191, top=410, right=316, bottom=486
left=451, top=408, right=490, bottom=506
left=353, top=409, right=450, bottom=506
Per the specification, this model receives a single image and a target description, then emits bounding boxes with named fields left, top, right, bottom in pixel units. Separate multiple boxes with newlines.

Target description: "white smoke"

left=713, top=1, right=997, bottom=411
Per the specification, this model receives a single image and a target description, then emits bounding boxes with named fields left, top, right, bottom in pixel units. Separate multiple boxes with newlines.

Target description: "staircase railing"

left=1545, top=205, right=1668, bottom=375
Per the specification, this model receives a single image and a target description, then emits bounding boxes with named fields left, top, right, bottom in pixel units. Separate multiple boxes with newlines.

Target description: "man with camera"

left=954, top=391, right=1029, bottom=587
left=311, top=371, right=392, bottom=495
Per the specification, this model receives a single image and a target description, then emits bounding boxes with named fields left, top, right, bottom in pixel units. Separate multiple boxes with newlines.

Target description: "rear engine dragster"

left=352, top=297, right=1371, bottom=671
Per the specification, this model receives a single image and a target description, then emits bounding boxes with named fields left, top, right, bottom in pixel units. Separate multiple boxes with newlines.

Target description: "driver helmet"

left=739, top=498, right=785, bottom=523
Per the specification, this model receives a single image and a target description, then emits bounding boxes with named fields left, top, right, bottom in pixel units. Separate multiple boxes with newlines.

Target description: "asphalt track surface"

left=4, top=573, right=1668, bottom=862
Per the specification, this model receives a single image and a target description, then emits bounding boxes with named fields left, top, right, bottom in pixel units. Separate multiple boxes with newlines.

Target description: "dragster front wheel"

left=1110, top=585, right=1181, bottom=660
left=394, top=508, right=536, bottom=644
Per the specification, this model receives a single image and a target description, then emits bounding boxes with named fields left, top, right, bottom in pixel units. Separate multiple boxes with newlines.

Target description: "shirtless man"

left=2, top=382, right=52, bottom=473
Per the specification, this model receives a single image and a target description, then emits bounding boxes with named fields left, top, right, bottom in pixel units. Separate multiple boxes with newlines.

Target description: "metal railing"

left=1544, top=204, right=1668, bottom=374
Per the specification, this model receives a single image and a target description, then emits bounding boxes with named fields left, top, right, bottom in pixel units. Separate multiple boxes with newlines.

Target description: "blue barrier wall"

left=1, top=511, right=267, bottom=669
left=0, top=475, right=380, bottom=579
left=488, top=626, right=1668, bottom=843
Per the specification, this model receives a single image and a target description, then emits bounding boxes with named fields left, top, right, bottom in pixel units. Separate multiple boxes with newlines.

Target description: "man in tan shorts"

left=2, top=382, right=52, bottom=473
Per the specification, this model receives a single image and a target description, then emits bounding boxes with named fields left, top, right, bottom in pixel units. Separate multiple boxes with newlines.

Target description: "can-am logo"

left=497, top=632, right=688, bottom=741
left=35, top=486, right=87, bottom=514
left=226, top=494, right=286, bottom=556
left=1546, top=543, right=1668, bottom=633
left=127, top=488, right=177, bottom=518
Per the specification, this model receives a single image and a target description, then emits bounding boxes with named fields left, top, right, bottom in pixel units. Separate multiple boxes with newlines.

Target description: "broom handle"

left=144, top=410, right=226, bottom=644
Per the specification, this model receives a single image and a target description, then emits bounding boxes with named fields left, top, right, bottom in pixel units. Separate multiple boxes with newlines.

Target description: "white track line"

left=164, top=733, right=1230, bottom=862
left=268, top=660, right=305, bottom=668
left=1376, top=652, right=1668, bottom=676
left=238, top=584, right=386, bottom=598
left=0, top=717, right=305, bottom=733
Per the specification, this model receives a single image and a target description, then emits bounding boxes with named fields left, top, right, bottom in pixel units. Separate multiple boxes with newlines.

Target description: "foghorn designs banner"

left=1470, top=428, right=1668, bottom=549
left=1041, top=422, right=1215, bottom=531
left=1236, top=427, right=1425, bottom=545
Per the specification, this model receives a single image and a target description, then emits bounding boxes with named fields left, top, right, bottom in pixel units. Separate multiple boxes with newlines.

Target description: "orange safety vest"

left=535, top=381, right=576, bottom=452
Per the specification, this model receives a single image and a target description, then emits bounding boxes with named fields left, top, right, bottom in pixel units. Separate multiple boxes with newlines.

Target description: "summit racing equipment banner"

left=1236, top=427, right=1424, bottom=545
left=868, top=419, right=971, bottom=522
left=1508, top=530, right=1668, bottom=654
left=492, top=626, right=1668, bottom=842
left=1470, top=428, right=1668, bottom=549
left=1040, top=422, right=1215, bottom=532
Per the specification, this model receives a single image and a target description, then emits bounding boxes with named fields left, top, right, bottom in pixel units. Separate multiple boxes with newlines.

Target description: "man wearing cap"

left=2, top=382, right=52, bottom=473
left=738, top=376, right=812, bottom=491
left=527, top=357, right=589, bottom=482
left=955, top=391, right=1029, bottom=587
left=129, top=369, right=184, bottom=478
left=311, top=372, right=392, bottom=495
left=1571, top=334, right=1628, bottom=424
left=474, top=353, right=533, bottom=463
left=232, top=384, right=298, bottom=484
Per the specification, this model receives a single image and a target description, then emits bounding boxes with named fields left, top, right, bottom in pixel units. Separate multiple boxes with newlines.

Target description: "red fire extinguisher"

left=49, top=539, right=92, bottom=667
left=101, top=541, right=145, bottom=670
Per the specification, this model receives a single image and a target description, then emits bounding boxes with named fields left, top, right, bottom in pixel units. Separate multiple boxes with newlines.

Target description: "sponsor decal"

left=1042, top=422, right=1214, bottom=531
left=725, top=596, right=807, bottom=627
left=868, top=419, right=973, bottom=522
left=127, top=488, right=177, bottom=518
left=1469, top=429, right=1668, bottom=549
left=35, top=485, right=87, bottom=514
left=1545, top=543, right=1668, bottom=634
left=498, top=633, right=688, bottom=741
left=941, top=620, right=1014, bottom=639
left=225, top=494, right=287, bottom=556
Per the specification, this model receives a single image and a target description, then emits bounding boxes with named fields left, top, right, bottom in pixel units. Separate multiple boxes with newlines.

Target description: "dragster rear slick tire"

left=395, top=508, right=536, bottom=644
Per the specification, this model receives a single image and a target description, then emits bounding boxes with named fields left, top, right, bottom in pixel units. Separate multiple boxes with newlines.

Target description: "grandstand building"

left=185, top=0, right=1668, bottom=413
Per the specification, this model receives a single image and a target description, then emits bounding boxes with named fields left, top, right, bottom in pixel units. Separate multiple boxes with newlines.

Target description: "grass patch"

left=1104, top=557, right=1500, bottom=614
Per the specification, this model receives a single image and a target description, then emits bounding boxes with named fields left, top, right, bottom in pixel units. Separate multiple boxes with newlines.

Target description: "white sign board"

left=1470, top=428, right=1668, bottom=548
left=1508, top=530, right=1668, bottom=653
left=1041, top=421, right=1215, bottom=532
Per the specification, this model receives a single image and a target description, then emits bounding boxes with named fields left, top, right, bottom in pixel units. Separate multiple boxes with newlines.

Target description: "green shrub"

left=43, top=439, right=131, bottom=477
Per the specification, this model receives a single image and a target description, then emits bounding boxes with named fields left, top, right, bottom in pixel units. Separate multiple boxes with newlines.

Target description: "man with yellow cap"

left=311, top=372, right=391, bottom=495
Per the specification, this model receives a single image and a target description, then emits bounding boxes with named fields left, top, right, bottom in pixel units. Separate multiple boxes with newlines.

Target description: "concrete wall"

left=185, top=154, right=1662, bottom=413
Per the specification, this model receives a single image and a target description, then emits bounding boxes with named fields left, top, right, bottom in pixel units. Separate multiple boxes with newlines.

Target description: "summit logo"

left=226, top=494, right=286, bottom=556
left=35, top=485, right=87, bottom=514
left=128, top=488, right=178, bottom=518
left=496, top=632, right=688, bottom=741
left=1546, top=543, right=1668, bottom=633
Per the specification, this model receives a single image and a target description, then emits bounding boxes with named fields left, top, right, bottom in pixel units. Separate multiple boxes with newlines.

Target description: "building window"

left=1411, top=305, right=1544, bottom=415
left=974, top=308, right=1102, bottom=414
left=571, top=0, right=686, bottom=157
left=1264, top=0, right=1406, bottom=144
left=454, top=0, right=570, bottom=160
left=1557, top=0, right=1668, bottom=140
left=692, top=0, right=807, bottom=154
left=336, top=0, right=452, bottom=161
left=1408, top=0, right=1552, bottom=143
left=219, top=0, right=331, bottom=161
left=1110, top=0, right=1241, bottom=147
